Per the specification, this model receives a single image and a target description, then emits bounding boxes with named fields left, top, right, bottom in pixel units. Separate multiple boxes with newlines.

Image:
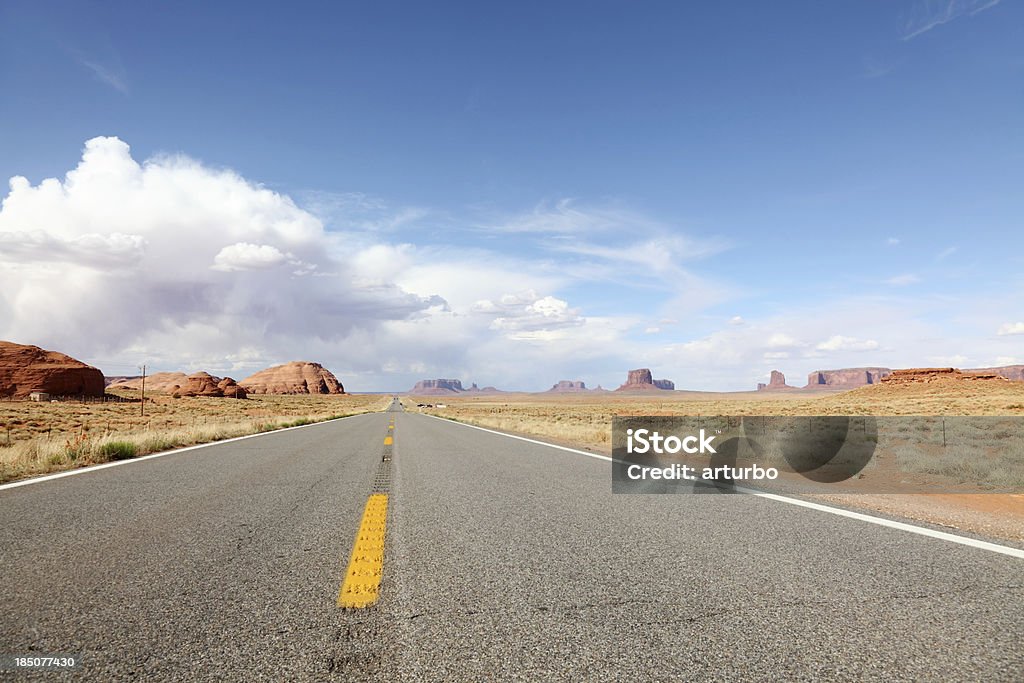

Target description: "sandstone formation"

left=0, top=341, right=105, bottom=399
left=108, top=372, right=190, bottom=393
left=218, top=378, right=248, bottom=398
left=547, top=380, right=589, bottom=393
left=170, top=372, right=247, bottom=398
left=465, top=383, right=504, bottom=394
left=805, top=367, right=892, bottom=389
left=615, top=368, right=675, bottom=392
left=880, top=368, right=1008, bottom=386
left=240, top=362, right=344, bottom=395
left=411, top=379, right=465, bottom=395
left=409, top=379, right=504, bottom=395
left=966, top=365, right=1024, bottom=382
left=757, top=370, right=796, bottom=391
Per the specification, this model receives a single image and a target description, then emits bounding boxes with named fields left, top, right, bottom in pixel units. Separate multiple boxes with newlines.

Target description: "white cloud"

left=212, top=243, right=290, bottom=271
left=0, top=229, right=145, bottom=267
left=0, top=137, right=440, bottom=379
left=928, top=354, right=970, bottom=366
left=997, top=322, right=1024, bottom=336
left=816, top=335, right=880, bottom=352
left=644, top=326, right=661, bottom=334
left=475, top=291, right=585, bottom=339
left=765, top=333, right=804, bottom=349
left=728, top=316, right=745, bottom=326
left=887, top=237, right=901, bottom=245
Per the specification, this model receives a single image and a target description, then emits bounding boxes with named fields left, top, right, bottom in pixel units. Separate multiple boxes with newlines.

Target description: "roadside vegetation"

left=407, top=380, right=1024, bottom=454
left=0, top=391, right=390, bottom=483
left=407, top=382, right=1024, bottom=542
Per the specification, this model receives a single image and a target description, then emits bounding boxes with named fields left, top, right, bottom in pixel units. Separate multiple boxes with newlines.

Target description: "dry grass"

left=407, top=381, right=1024, bottom=541
left=0, top=391, right=390, bottom=483
left=406, top=379, right=1024, bottom=454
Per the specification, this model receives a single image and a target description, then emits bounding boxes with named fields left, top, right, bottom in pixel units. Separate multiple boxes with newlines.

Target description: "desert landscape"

left=404, top=367, right=1024, bottom=541
left=4, top=341, right=1024, bottom=540
left=0, top=341, right=388, bottom=483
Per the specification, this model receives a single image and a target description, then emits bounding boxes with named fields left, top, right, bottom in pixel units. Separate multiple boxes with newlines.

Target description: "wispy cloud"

left=78, top=57, right=129, bottom=93
left=885, top=273, right=920, bottom=286
left=815, top=335, right=880, bottom=352
left=903, top=0, right=1002, bottom=41
left=299, top=190, right=430, bottom=233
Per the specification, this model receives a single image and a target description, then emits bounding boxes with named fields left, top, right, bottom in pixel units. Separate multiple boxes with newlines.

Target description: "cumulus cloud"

left=997, top=322, right=1024, bottom=336
left=212, top=243, right=290, bottom=271
left=0, top=137, right=440, bottom=374
left=474, top=291, right=585, bottom=339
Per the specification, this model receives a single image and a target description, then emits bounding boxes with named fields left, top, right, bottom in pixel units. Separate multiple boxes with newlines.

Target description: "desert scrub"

left=99, top=440, right=137, bottom=461
left=0, top=394, right=390, bottom=484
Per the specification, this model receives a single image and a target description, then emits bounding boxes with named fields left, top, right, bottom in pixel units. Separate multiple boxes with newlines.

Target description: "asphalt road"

left=2, top=400, right=1023, bottom=681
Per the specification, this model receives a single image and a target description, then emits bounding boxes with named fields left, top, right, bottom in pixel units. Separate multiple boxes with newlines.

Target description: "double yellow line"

left=337, top=416, right=395, bottom=608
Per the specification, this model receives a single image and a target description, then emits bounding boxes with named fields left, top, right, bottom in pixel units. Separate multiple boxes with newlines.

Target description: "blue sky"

left=1, top=0, right=1022, bottom=391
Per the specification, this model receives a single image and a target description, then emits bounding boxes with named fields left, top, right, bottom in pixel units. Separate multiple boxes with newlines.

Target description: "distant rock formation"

left=411, top=379, right=465, bottom=395
left=547, top=380, right=589, bottom=393
left=615, top=368, right=674, bottom=392
left=109, top=372, right=190, bottom=393
left=465, top=383, right=504, bottom=393
left=409, top=379, right=504, bottom=395
left=757, top=370, right=796, bottom=391
left=0, top=341, right=105, bottom=399
left=805, top=367, right=892, bottom=389
left=880, top=368, right=1008, bottom=385
left=240, top=361, right=344, bottom=395
left=966, top=365, right=1024, bottom=382
left=170, top=372, right=248, bottom=398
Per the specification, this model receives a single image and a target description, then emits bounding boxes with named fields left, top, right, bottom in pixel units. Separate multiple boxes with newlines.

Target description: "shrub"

left=99, top=441, right=137, bottom=461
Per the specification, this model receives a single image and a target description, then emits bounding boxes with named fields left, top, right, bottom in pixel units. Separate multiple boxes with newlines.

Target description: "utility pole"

left=140, top=364, right=147, bottom=417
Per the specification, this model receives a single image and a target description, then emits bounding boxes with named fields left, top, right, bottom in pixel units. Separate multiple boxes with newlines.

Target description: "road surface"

left=2, top=400, right=1023, bottom=681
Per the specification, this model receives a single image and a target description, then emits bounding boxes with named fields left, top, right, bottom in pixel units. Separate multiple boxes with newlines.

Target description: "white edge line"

left=420, top=413, right=612, bottom=462
left=420, top=413, right=1024, bottom=560
left=0, top=413, right=367, bottom=492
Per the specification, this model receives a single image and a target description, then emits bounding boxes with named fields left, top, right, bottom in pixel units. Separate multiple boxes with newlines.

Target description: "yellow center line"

left=338, top=494, right=388, bottom=608
left=383, top=436, right=393, bottom=445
